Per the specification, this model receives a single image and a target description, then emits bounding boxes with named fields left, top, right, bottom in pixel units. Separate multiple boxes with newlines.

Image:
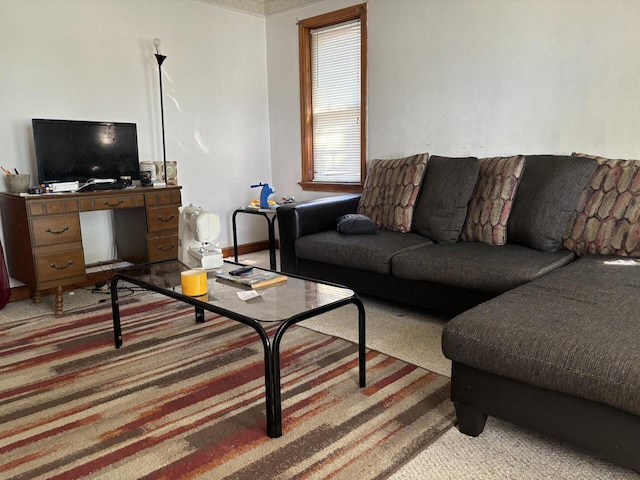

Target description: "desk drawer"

left=145, top=190, right=182, bottom=206
left=148, top=234, right=178, bottom=261
left=29, top=199, right=79, bottom=216
left=147, top=205, right=179, bottom=232
left=93, top=195, right=135, bottom=210
left=36, top=249, right=86, bottom=282
left=31, top=214, right=82, bottom=247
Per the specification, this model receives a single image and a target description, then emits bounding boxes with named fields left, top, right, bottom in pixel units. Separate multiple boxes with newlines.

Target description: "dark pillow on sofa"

left=412, top=156, right=480, bottom=243
left=336, top=214, right=376, bottom=235
left=508, top=155, right=597, bottom=252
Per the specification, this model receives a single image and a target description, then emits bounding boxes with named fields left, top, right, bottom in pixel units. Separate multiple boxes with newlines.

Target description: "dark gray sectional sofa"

left=276, top=153, right=640, bottom=471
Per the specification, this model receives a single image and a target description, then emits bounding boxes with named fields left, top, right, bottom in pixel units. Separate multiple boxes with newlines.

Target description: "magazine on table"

left=215, top=267, right=287, bottom=289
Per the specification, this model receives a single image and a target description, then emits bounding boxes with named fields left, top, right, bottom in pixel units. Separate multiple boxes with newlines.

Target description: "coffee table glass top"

left=114, top=260, right=355, bottom=322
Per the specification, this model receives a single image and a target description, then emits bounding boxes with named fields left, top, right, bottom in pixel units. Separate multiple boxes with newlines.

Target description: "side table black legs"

left=232, top=208, right=278, bottom=270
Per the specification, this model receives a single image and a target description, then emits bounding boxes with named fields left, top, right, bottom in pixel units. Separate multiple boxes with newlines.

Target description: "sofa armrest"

left=276, top=194, right=361, bottom=274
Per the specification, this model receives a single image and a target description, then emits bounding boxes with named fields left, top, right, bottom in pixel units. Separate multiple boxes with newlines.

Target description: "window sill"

left=298, top=181, right=363, bottom=193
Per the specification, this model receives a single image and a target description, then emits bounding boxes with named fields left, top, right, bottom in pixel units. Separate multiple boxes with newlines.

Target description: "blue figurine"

left=251, top=182, right=275, bottom=209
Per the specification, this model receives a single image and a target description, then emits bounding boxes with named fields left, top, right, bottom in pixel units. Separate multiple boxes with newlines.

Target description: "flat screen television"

left=32, top=119, right=140, bottom=184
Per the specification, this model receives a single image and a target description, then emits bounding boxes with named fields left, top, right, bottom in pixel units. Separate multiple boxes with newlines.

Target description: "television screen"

left=32, top=119, right=140, bottom=184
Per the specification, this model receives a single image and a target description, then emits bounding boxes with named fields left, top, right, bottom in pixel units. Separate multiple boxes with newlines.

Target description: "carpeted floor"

left=1, top=251, right=638, bottom=479
left=1, top=294, right=454, bottom=479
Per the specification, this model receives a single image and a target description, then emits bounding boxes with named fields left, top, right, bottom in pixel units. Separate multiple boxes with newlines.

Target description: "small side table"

left=232, top=207, right=278, bottom=270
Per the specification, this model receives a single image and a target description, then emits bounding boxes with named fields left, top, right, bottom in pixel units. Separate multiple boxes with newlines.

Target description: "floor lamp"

left=153, top=38, right=168, bottom=186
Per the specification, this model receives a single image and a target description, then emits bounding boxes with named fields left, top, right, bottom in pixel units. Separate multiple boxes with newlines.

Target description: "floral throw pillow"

left=357, top=153, right=428, bottom=233
left=563, top=153, right=640, bottom=257
left=461, top=155, right=525, bottom=245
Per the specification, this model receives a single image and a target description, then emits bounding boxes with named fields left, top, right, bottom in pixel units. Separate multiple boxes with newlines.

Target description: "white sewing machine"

left=178, top=205, right=223, bottom=269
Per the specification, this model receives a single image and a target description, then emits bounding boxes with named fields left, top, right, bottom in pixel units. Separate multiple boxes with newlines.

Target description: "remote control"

left=229, top=266, right=254, bottom=276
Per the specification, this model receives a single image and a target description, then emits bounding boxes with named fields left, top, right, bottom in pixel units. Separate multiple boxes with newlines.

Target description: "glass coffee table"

left=110, top=259, right=366, bottom=438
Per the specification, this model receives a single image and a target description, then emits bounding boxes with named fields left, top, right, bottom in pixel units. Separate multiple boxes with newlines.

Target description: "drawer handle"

left=45, top=225, right=70, bottom=235
left=103, top=199, right=124, bottom=207
left=157, top=214, right=175, bottom=222
left=158, top=243, right=176, bottom=252
left=50, top=260, right=73, bottom=270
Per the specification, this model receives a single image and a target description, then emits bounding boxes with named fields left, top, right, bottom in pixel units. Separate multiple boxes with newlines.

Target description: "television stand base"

left=88, top=181, right=126, bottom=191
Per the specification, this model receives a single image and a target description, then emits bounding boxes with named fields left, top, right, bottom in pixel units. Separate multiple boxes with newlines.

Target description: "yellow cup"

left=180, top=269, right=208, bottom=296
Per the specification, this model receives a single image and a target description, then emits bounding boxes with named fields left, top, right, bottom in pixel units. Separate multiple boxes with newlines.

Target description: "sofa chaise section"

left=442, top=255, right=640, bottom=471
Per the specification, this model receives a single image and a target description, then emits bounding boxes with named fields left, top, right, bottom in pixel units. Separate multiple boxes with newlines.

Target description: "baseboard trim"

left=9, top=286, right=32, bottom=302
left=221, top=240, right=278, bottom=259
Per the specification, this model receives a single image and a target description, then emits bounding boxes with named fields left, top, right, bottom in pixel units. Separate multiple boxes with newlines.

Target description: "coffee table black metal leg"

left=253, top=332, right=277, bottom=438
left=355, top=298, right=366, bottom=387
left=264, top=348, right=278, bottom=438
left=111, top=277, right=123, bottom=348
left=195, top=306, right=205, bottom=323
left=270, top=340, right=284, bottom=438
left=270, top=298, right=366, bottom=436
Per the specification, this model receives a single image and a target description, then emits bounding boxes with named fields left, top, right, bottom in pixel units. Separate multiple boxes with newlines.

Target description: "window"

left=298, top=4, right=367, bottom=192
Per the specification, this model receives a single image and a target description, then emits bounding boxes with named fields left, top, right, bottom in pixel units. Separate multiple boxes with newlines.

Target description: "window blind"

left=311, top=19, right=361, bottom=183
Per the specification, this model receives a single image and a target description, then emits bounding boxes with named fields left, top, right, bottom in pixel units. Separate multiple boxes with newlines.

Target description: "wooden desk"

left=0, top=186, right=182, bottom=314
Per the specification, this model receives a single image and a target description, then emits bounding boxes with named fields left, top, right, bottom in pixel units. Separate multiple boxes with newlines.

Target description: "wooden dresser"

left=0, top=186, right=182, bottom=314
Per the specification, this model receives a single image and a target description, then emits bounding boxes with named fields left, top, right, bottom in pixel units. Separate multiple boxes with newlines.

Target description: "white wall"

left=266, top=0, right=640, bottom=201
left=0, top=0, right=271, bottom=284
left=368, top=0, right=640, bottom=159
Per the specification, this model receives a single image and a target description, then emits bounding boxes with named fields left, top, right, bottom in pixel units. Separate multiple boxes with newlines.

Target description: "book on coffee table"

left=215, top=269, right=287, bottom=289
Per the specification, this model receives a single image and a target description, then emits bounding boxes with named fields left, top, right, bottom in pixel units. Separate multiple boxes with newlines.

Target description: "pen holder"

left=5, top=174, right=30, bottom=193
left=180, top=269, right=208, bottom=296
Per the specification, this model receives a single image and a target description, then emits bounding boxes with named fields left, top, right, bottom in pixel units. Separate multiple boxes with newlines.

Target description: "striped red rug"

left=0, top=293, right=454, bottom=479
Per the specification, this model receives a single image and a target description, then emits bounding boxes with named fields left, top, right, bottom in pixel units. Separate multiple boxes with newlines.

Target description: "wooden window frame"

left=298, top=4, right=367, bottom=193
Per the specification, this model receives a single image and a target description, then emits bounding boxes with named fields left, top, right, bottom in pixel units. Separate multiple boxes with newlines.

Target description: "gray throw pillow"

left=412, top=156, right=480, bottom=243
left=336, top=214, right=376, bottom=235
left=508, top=155, right=597, bottom=252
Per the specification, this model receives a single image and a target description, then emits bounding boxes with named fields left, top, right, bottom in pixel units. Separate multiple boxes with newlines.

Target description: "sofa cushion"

left=357, top=153, right=428, bottom=233
left=442, top=255, right=640, bottom=416
left=508, top=155, right=597, bottom=252
left=295, top=230, right=433, bottom=274
left=412, top=156, right=479, bottom=243
left=391, top=242, right=575, bottom=294
left=336, top=214, right=376, bottom=235
left=461, top=155, right=525, bottom=245
left=563, top=153, right=640, bottom=257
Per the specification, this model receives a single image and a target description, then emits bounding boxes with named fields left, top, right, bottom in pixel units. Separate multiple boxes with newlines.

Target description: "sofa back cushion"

left=508, top=155, right=597, bottom=252
left=357, top=153, right=428, bottom=233
left=412, top=156, right=479, bottom=243
left=460, top=155, right=525, bottom=245
left=563, top=153, right=640, bottom=257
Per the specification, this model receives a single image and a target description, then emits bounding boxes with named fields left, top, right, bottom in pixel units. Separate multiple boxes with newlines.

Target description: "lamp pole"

left=153, top=38, right=168, bottom=185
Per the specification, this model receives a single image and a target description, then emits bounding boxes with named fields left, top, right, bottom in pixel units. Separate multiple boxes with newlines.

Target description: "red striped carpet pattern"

left=0, top=293, right=454, bottom=479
